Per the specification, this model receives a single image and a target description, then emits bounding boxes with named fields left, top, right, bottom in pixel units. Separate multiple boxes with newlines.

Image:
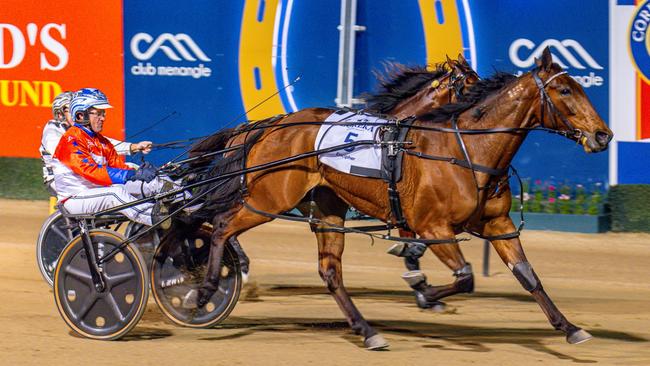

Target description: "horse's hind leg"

left=483, top=216, right=592, bottom=344
left=309, top=189, right=388, bottom=350
left=195, top=207, right=272, bottom=308
left=229, top=236, right=250, bottom=282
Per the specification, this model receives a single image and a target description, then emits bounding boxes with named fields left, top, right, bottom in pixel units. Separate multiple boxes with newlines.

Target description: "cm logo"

left=509, top=38, right=603, bottom=70
left=130, top=32, right=211, bottom=62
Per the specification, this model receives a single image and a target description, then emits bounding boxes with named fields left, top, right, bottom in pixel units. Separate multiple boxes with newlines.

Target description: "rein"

left=129, top=68, right=573, bottom=250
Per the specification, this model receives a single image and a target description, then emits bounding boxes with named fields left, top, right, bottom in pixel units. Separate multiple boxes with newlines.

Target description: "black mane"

left=366, top=63, right=448, bottom=113
left=417, top=71, right=517, bottom=123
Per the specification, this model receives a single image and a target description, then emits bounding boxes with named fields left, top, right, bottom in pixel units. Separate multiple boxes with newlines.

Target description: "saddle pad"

left=315, top=110, right=389, bottom=178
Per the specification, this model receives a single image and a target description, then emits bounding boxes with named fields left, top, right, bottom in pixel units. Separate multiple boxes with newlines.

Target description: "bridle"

left=447, top=67, right=476, bottom=102
left=427, top=63, right=478, bottom=105
left=532, top=69, right=584, bottom=142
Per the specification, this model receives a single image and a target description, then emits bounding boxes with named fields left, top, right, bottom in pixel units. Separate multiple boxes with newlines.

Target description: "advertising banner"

left=610, top=0, right=650, bottom=184
left=470, top=0, right=610, bottom=185
left=123, top=1, right=248, bottom=164
left=0, top=0, right=124, bottom=158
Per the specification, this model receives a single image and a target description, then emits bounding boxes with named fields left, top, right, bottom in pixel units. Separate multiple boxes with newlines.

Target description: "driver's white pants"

left=62, top=179, right=168, bottom=226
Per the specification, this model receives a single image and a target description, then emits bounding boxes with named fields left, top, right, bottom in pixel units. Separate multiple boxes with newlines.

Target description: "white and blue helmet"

left=70, top=88, right=113, bottom=123
left=51, top=91, right=73, bottom=120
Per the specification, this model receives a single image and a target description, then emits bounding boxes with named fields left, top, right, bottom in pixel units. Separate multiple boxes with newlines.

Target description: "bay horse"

left=367, top=54, right=481, bottom=309
left=189, top=55, right=479, bottom=294
left=187, top=47, right=612, bottom=349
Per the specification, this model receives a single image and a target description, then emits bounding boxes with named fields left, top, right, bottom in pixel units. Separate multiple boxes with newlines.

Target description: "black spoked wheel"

left=53, top=230, right=149, bottom=340
left=37, top=211, right=78, bottom=287
left=151, top=227, right=241, bottom=328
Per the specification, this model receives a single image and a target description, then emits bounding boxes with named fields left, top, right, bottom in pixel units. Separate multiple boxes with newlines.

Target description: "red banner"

left=0, top=0, right=125, bottom=158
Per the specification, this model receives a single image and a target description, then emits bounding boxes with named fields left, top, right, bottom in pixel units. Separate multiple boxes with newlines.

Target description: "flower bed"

left=511, top=179, right=605, bottom=215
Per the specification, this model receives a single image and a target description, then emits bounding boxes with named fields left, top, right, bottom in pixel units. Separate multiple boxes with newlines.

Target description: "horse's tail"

left=188, top=128, right=236, bottom=168
left=190, top=118, right=276, bottom=220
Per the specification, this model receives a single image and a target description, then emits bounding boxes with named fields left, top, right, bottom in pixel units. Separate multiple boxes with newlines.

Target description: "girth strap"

left=381, top=119, right=413, bottom=230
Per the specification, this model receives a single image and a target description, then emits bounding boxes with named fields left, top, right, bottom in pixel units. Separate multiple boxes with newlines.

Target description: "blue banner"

left=121, top=0, right=612, bottom=187
left=470, top=0, right=610, bottom=185
left=123, top=1, right=246, bottom=164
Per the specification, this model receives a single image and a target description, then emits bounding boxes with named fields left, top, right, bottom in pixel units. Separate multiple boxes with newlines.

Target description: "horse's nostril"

left=595, top=130, right=612, bottom=145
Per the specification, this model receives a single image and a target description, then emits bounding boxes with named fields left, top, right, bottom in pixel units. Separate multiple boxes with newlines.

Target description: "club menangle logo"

left=509, top=38, right=604, bottom=88
left=129, top=32, right=212, bottom=79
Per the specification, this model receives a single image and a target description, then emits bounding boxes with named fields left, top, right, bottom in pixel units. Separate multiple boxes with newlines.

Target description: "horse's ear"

left=539, top=46, right=553, bottom=71
left=457, top=53, right=468, bottom=67
left=446, top=54, right=454, bottom=66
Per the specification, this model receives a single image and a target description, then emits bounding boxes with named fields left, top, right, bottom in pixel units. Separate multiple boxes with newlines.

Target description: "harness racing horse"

left=367, top=54, right=481, bottom=309
left=188, top=55, right=478, bottom=290
left=187, top=47, right=612, bottom=349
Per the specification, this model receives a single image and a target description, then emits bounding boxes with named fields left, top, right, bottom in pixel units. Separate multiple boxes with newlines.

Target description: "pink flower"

left=548, top=197, right=556, bottom=203
left=535, top=179, right=542, bottom=185
left=548, top=185, right=556, bottom=191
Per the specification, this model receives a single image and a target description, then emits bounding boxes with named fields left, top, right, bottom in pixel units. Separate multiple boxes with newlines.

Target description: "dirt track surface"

left=1, top=199, right=649, bottom=365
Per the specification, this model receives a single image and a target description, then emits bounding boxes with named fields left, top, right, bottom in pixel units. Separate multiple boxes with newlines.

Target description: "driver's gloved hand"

left=128, top=162, right=158, bottom=183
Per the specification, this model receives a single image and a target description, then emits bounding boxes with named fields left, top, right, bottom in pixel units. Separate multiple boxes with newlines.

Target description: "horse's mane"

left=417, top=71, right=517, bottom=123
left=366, top=63, right=448, bottom=113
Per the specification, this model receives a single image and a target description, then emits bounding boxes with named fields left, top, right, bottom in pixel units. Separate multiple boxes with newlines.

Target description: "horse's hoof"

left=364, top=334, right=389, bottom=350
left=241, top=271, right=249, bottom=285
left=414, top=292, right=445, bottom=311
left=181, top=289, right=198, bottom=309
left=566, top=329, right=593, bottom=344
left=415, top=291, right=428, bottom=308
left=430, top=301, right=447, bottom=312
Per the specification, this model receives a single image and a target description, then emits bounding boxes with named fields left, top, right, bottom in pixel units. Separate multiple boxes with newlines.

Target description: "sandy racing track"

left=1, top=198, right=649, bottom=365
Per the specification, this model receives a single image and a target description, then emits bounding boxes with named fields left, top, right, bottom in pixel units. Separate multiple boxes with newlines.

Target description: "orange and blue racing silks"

left=52, top=124, right=135, bottom=200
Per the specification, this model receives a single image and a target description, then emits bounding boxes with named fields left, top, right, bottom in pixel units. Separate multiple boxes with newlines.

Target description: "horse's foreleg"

left=408, top=227, right=473, bottom=308
left=389, top=229, right=473, bottom=309
left=483, top=216, right=592, bottom=344
left=413, top=243, right=474, bottom=305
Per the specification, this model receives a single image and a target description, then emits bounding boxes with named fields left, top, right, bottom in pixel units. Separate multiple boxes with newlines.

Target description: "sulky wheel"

left=124, top=222, right=161, bottom=271
left=37, top=211, right=78, bottom=287
left=53, top=229, right=149, bottom=340
left=151, top=226, right=241, bottom=328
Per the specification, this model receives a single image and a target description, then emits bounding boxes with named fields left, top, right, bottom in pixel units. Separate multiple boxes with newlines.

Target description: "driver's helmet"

left=51, top=91, right=73, bottom=121
left=69, top=88, right=113, bottom=124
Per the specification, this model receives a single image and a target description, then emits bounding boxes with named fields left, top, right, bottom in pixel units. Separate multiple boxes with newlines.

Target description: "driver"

left=52, top=88, right=174, bottom=227
left=40, top=91, right=153, bottom=210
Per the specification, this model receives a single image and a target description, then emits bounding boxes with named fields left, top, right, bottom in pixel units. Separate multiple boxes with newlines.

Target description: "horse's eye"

left=560, top=88, right=572, bottom=96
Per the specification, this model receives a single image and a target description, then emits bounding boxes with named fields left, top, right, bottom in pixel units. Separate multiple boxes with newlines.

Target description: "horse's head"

left=532, top=47, right=613, bottom=153
left=437, top=54, right=480, bottom=103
